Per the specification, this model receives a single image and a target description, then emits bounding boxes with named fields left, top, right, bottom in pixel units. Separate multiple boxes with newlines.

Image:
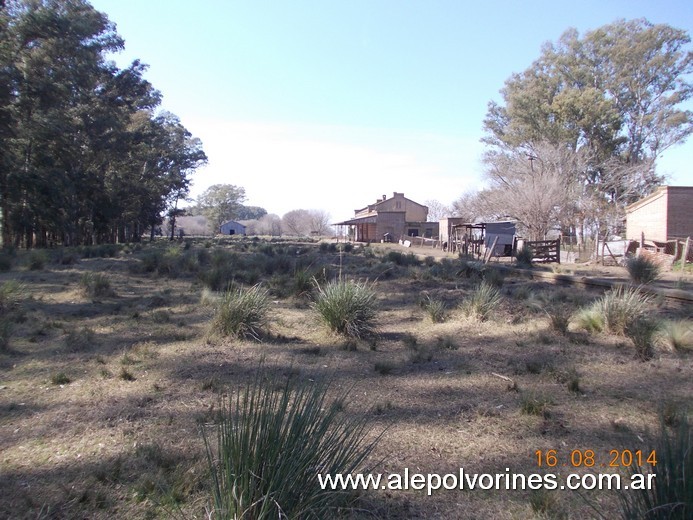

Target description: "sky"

left=88, top=0, right=693, bottom=222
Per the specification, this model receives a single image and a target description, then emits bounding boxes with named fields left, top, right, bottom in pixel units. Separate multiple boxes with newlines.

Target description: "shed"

left=452, top=221, right=516, bottom=257
left=220, top=220, right=246, bottom=236
left=625, top=186, right=693, bottom=242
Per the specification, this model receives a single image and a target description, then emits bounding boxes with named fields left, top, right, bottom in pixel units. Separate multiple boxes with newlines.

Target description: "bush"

left=202, top=373, right=380, bottom=520
left=313, top=279, right=378, bottom=339
left=626, top=255, right=661, bottom=284
left=461, top=281, right=502, bottom=321
left=27, top=250, right=48, bottom=270
left=383, top=250, right=420, bottom=266
left=617, top=414, right=692, bottom=520
left=0, top=252, right=13, bottom=271
left=211, top=285, right=270, bottom=340
left=515, top=246, right=533, bottom=268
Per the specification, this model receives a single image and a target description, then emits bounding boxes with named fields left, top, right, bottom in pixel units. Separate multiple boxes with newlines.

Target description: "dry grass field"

left=0, top=239, right=691, bottom=519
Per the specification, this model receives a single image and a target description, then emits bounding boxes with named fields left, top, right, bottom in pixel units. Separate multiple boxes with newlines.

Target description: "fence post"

left=556, top=238, right=561, bottom=264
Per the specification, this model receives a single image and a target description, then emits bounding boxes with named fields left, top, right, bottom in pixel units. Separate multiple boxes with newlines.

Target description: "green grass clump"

left=579, top=286, right=652, bottom=336
left=0, top=280, right=23, bottom=314
left=626, top=255, right=661, bottom=284
left=461, top=281, right=502, bottom=321
left=51, top=372, right=71, bottom=385
left=660, top=320, right=693, bottom=352
left=625, top=317, right=661, bottom=361
left=616, top=414, right=692, bottom=520
left=79, top=272, right=115, bottom=298
left=211, top=285, right=270, bottom=340
left=313, top=279, right=378, bottom=339
left=545, top=305, right=572, bottom=335
left=520, top=392, right=552, bottom=416
left=202, top=372, right=381, bottom=520
left=422, top=295, right=446, bottom=323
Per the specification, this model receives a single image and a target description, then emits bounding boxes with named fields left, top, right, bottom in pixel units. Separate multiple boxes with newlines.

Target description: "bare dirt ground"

left=0, top=239, right=691, bottom=519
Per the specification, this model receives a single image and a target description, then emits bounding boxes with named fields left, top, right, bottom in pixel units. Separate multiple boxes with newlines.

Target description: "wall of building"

left=666, top=187, right=693, bottom=240
left=439, top=217, right=467, bottom=244
left=220, top=221, right=246, bottom=235
left=626, top=190, right=668, bottom=242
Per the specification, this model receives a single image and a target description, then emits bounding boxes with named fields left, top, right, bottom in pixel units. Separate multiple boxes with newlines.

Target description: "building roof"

left=626, top=186, right=693, bottom=214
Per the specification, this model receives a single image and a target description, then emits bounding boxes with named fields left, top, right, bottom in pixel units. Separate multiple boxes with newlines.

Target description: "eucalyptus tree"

left=0, top=0, right=206, bottom=246
left=482, top=19, right=693, bottom=240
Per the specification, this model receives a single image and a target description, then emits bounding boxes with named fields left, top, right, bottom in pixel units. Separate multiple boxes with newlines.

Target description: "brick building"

left=625, top=186, right=693, bottom=242
left=335, top=192, right=437, bottom=242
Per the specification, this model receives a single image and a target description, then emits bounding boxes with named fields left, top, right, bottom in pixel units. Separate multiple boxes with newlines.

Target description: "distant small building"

left=334, top=192, right=437, bottom=242
left=626, top=186, right=693, bottom=242
left=220, top=220, right=246, bottom=236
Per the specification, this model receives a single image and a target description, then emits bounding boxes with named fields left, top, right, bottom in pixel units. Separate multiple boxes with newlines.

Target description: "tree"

left=308, top=209, right=332, bottom=236
left=482, top=19, right=693, bottom=238
left=282, top=209, right=311, bottom=236
left=236, top=205, right=267, bottom=221
left=196, top=184, right=246, bottom=233
left=424, top=200, right=450, bottom=222
left=480, top=142, right=584, bottom=240
left=0, top=0, right=206, bottom=247
left=257, top=214, right=282, bottom=236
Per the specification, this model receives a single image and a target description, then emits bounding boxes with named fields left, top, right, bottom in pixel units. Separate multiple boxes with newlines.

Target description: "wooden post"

left=556, top=238, right=561, bottom=264
left=639, top=232, right=645, bottom=257
left=484, top=236, right=499, bottom=264
left=682, top=237, right=691, bottom=271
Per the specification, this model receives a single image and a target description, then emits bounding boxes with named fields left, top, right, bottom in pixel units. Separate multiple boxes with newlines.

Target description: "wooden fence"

left=521, top=238, right=561, bottom=264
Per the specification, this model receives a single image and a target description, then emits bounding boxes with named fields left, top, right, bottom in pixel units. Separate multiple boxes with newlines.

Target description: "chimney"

left=382, top=194, right=386, bottom=201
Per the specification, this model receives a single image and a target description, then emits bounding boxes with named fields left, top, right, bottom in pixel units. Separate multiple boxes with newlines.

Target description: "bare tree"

left=282, top=209, right=311, bottom=236
left=450, top=192, right=482, bottom=222
left=424, top=200, right=450, bottom=222
left=308, top=209, right=332, bottom=236
left=481, top=142, right=583, bottom=240
left=257, top=214, right=282, bottom=236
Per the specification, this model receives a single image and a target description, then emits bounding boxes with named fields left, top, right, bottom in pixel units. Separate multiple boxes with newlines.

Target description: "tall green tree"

left=482, top=19, right=693, bottom=239
left=0, top=0, right=206, bottom=247
left=196, top=184, right=247, bottom=233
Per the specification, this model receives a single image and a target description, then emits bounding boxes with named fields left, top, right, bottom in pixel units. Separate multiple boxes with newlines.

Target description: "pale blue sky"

left=89, top=0, right=693, bottom=219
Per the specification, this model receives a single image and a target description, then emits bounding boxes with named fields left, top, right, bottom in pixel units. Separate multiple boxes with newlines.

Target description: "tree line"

left=450, top=19, right=692, bottom=242
left=0, top=0, right=207, bottom=248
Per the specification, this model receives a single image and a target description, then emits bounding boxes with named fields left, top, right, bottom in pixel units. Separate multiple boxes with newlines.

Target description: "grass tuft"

left=461, top=281, right=502, bottom=321
left=201, top=372, right=381, bottom=519
left=422, top=295, right=446, bottom=323
left=626, top=255, right=661, bottom=284
left=625, top=316, right=661, bottom=361
left=659, top=320, right=693, bottom=352
left=312, top=279, right=378, bottom=339
left=616, top=413, right=692, bottom=520
left=79, top=272, right=115, bottom=298
left=211, top=284, right=270, bottom=340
